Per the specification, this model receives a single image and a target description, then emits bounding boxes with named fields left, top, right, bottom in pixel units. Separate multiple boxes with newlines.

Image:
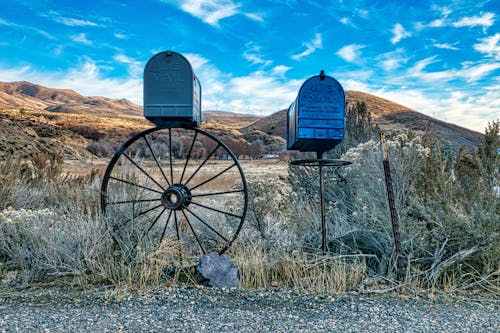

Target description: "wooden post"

left=380, top=132, right=405, bottom=280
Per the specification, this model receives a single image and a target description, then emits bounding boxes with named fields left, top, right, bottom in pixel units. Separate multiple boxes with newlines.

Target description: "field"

left=0, top=122, right=498, bottom=296
left=0, top=85, right=498, bottom=295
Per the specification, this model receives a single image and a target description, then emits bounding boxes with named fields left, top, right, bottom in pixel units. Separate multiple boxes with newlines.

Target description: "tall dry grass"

left=0, top=118, right=498, bottom=295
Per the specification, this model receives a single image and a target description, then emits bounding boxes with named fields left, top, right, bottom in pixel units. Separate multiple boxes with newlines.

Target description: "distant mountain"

left=0, top=81, right=142, bottom=117
left=203, top=110, right=262, bottom=130
left=0, top=81, right=484, bottom=160
left=242, top=91, right=482, bottom=149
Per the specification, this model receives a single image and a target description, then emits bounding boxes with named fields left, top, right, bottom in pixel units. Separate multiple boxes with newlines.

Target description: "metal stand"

left=290, top=152, right=351, bottom=254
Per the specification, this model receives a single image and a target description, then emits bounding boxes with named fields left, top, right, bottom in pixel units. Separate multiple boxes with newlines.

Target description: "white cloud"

left=340, top=17, right=349, bottom=25
left=391, top=23, right=411, bottom=44
left=55, top=17, right=100, bottom=27
left=71, top=33, right=92, bottom=45
left=433, top=43, right=460, bottom=50
left=407, top=56, right=500, bottom=83
left=428, top=19, right=445, bottom=28
left=243, top=43, right=272, bottom=66
left=0, top=60, right=142, bottom=103
left=271, top=65, right=292, bottom=77
left=372, top=87, right=498, bottom=133
left=164, top=0, right=262, bottom=27
left=114, top=33, right=128, bottom=40
left=0, top=18, right=54, bottom=39
left=431, top=5, right=451, bottom=17
left=474, top=33, right=500, bottom=60
left=292, top=33, right=322, bottom=61
left=452, top=12, right=495, bottom=31
left=114, top=54, right=143, bottom=76
left=183, top=53, right=298, bottom=113
left=377, top=49, right=408, bottom=71
left=355, top=9, right=368, bottom=18
left=336, top=44, right=365, bottom=62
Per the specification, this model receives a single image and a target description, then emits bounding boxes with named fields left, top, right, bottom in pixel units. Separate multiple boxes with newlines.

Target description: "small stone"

left=196, top=252, right=240, bottom=288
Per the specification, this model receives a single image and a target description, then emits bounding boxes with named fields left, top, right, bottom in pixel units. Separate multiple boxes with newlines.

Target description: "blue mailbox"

left=144, top=51, right=201, bottom=128
left=287, top=71, right=345, bottom=152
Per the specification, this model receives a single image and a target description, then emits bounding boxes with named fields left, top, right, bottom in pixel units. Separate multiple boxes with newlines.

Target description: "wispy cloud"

left=391, top=23, right=411, bottom=44
left=408, top=56, right=500, bottom=82
left=184, top=53, right=298, bottom=113
left=243, top=42, right=272, bottom=66
left=452, top=12, right=495, bottom=31
left=271, top=65, right=292, bottom=77
left=474, top=33, right=500, bottom=60
left=336, top=44, right=365, bottom=63
left=54, top=17, right=100, bottom=27
left=70, top=33, right=92, bottom=45
left=114, top=54, right=142, bottom=76
left=163, top=0, right=262, bottom=27
left=373, top=87, right=497, bottom=132
left=377, top=49, right=408, bottom=71
left=292, top=33, right=322, bottom=61
left=114, top=33, right=128, bottom=40
left=0, top=18, right=54, bottom=39
left=433, top=43, right=460, bottom=50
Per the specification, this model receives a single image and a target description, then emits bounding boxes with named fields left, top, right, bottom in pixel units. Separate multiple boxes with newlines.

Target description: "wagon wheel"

left=101, top=126, right=248, bottom=265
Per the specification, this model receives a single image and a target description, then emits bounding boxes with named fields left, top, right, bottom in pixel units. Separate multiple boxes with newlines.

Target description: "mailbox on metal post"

left=144, top=50, right=201, bottom=128
left=287, top=71, right=345, bottom=153
left=287, top=70, right=350, bottom=255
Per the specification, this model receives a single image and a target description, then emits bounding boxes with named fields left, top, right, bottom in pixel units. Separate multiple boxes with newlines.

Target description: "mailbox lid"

left=296, top=75, right=345, bottom=140
left=286, top=73, right=346, bottom=151
left=144, top=51, right=194, bottom=107
left=143, top=51, right=201, bottom=127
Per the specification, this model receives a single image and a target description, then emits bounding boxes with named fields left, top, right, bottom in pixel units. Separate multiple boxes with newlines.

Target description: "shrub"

left=86, top=139, right=114, bottom=157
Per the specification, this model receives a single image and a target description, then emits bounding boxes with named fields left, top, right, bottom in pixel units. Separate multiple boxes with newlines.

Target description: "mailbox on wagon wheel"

left=101, top=51, right=248, bottom=264
left=287, top=70, right=351, bottom=254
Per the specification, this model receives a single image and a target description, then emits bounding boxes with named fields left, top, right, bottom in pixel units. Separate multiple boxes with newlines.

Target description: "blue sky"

left=0, top=0, right=498, bottom=132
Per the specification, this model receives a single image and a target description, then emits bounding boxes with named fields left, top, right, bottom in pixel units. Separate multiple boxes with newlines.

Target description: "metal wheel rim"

left=101, top=126, right=248, bottom=263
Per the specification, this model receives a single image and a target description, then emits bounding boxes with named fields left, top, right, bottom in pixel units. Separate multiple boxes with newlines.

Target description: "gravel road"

left=0, top=287, right=498, bottom=332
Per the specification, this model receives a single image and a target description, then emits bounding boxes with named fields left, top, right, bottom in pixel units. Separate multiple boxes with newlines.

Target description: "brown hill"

left=0, top=81, right=142, bottom=117
left=242, top=91, right=482, bottom=148
left=202, top=111, right=262, bottom=130
left=0, top=81, right=484, bottom=161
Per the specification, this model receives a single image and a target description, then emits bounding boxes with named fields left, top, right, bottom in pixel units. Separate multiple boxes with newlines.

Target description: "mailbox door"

left=144, top=51, right=195, bottom=120
left=296, top=76, right=345, bottom=141
left=287, top=74, right=346, bottom=152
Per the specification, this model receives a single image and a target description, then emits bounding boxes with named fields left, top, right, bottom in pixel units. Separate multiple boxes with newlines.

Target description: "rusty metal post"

left=380, top=132, right=405, bottom=280
left=317, top=151, right=327, bottom=255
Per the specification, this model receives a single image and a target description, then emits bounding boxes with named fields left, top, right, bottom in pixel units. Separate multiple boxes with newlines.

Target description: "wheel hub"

left=161, top=184, right=192, bottom=210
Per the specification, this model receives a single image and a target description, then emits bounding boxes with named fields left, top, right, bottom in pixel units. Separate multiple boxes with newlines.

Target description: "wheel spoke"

left=179, top=131, right=198, bottom=184
left=158, top=209, right=173, bottom=246
left=185, top=207, right=229, bottom=242
left=191, top=189, right=244, bottom=198
left=180, top=209, right=206, bottom=254
left=189, top=201, right=243, bottom=219
left=108, top=176, right=163, bottom=194
left=122, top=153, right=165, bottom=190
left=147, top=207, right=169, bottom=233
left=144, top=136, right=171, bottom=187
left=183, top=143, right=221, bottom=186
left=189, top=163, right=236, bottom=191
left=169, top=128, right=174, bottom=185
left=107, top=198, right=161, bottom=205
left=125, top=203, right=164, bottom=224
left=174, top=211, right=180, bottom=243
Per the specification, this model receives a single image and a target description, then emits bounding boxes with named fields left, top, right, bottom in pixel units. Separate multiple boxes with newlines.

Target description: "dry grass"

left=0, top=126, right=497, bottom=295
left=233, top=245, right=366, bottom=292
